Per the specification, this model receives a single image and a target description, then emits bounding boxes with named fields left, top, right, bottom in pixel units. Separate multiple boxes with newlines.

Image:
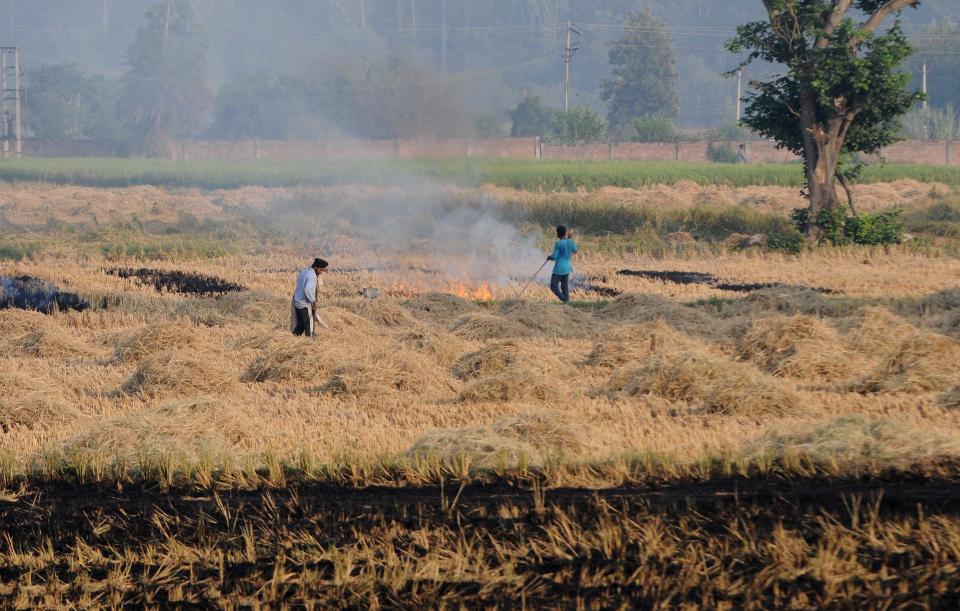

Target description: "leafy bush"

left=707, top=141, right=740, bottom=164
left=767, top=231, right=804, bottom=254
left=509, top=96, right=555, bottom=138
left=790, top=206, right=903, bottom=245
left=844, top=209, right=904, bottom=245
left=547, top=106, right=607, bottom=145
left=0, top=242, right=40, bottom=261
left=632, top=116, right=678, bottom=142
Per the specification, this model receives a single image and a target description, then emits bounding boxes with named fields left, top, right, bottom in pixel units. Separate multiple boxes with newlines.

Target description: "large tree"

left=117, top=0, right=212, bottom=156
left=600, top=10, right=679, bottom=137
left=24, top=64, right=118, bottom=140
left=728, top=1, right=923, bottom=242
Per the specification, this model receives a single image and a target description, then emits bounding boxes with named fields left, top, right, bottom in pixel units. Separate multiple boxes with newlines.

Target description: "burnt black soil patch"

left=571, top=274, right=623, bottom=297
left=0, top=275, right=88, bottom=313
left=617, top=269, right=836, bottom=294
left=3, top=471, right=960, bottom=607
left=107, top=268, right=246, bottom=296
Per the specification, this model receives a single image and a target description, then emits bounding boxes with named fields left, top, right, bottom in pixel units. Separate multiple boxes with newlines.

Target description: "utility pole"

left=411, top=0, right=417, bottom=38
left=101, top=0, right=111, bottom=35
left=440, top=0, right=448, bottom=72
left=562, top=20, right=580, bottom=113
left=736, top=69, right=743, bottom=123
left=164, top=0, right=172, bottom=42
left=0, top=47, right=22, bottom=158
left=922, top=63, right=929, bottom=140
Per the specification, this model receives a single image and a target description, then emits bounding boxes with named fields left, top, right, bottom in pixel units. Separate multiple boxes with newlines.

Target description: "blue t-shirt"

left=550, top=238, right=578, bottom=276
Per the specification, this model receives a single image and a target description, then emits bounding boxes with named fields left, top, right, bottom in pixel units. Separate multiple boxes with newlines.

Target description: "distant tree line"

left=20, top=0, right=960, bottom=154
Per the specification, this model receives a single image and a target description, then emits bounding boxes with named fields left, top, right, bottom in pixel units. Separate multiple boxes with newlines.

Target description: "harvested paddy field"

left=1, top=176, right=960, bottom=606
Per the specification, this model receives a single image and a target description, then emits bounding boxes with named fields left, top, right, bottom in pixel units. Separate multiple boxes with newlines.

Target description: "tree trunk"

left=806, top=141, right=842, bottom=242
left=800, top=102, right=844, bottom=243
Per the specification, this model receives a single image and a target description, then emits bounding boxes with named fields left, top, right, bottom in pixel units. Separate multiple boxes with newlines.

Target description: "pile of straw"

left=394, top=328, right=470, bottom=367
left=458, top=369, right=553, bottom=403
left=736, top=315, right=860, bottom=382
left=334, top=298, right=418, bottom=328
left=123, top=349, right=236, bottom=397
left=403, top=292, right=480, bottom=324
left=603, top=350, right=800, bottom=416
left=61, top=395, right=256, bottom=465
left=599, top=294, right=715, bottom=337
left=449, top=312, right=530, bottom=341
left=5, top=323, right=91, bottom=358
left=408, top=411, right=592, bottom=468
left=750, top=415, right=960, bottom=463
left=217, top=290, right=287, bottom=324
left=242, top=335, right=338, bottom=383
left=727, top=287, right=848, bottom=318
left=113, top=320, right=199, bottom=362
left=322, top=350, right=455, bottom=398
left=846, top=306, right=918, bottom=354
left=855, top=332, right=960, bottom=393
left=586, top=320, right=702, bottom=368
left=496, top=300, right=596, bottom=338
left=0, top=371, right=79, bottom=431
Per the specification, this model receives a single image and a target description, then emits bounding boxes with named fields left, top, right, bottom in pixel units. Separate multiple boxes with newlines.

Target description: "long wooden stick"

left=516, top=259, right=549, bottom=300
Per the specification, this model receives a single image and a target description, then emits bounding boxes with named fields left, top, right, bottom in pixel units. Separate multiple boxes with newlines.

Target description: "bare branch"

left=816, top=0, right=852, bottom=48
left=861, top=0, right=919, bottom=35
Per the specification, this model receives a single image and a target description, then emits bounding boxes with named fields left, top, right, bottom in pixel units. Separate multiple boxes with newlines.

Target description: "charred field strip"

left=0, top=276, right=88, bottom=313
left=106, top=267, right=246, bottom=295
left=617, top=269, right=837, bottom=294
left=4, top=472, right=960, bottom=607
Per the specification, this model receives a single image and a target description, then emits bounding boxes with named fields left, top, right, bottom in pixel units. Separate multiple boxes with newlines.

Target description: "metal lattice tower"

left=1, top=47, right=22, bottom=157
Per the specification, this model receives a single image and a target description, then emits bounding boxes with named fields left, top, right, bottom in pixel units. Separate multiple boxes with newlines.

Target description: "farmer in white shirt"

left=291, top=258, right=328, bottom=337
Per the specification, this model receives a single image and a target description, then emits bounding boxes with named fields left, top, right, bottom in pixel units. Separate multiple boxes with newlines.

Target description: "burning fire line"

left=379, top=274, right=498, bottom=301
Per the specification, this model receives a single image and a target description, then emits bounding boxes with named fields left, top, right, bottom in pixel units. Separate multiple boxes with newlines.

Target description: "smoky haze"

left=272, top=183, right=545, bottom=288
left=6, top=0, right=956, bottom=138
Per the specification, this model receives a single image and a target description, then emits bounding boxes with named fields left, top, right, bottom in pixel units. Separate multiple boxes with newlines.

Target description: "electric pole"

left=0, top=47, right=22, bottom=157
left=562, top=20, right=580, bottom=113
left=411, top=0, right=417, bottom=38
left=440, top=0, right=448, bottom=72
left=922, top=62, right=929, bottom=140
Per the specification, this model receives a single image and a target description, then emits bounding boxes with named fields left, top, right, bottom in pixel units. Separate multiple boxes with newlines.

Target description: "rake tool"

left=515, top=259, right=549, bottom=300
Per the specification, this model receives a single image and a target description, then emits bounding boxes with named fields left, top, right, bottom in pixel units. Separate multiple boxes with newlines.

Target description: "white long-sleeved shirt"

left=293, top=268, right=317, bottom=310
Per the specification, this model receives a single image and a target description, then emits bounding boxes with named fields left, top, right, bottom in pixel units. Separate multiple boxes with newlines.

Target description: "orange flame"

left=450, top=282, right=495, bottom=301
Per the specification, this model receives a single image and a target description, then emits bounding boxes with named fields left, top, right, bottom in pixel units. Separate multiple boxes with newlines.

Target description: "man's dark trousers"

left=293, top=307, right=312, bottom=337
left=550, top=274, right=569, bottom=302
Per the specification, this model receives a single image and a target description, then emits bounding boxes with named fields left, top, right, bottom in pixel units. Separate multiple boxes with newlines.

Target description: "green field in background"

left=0, top=157, right=957, bottom=190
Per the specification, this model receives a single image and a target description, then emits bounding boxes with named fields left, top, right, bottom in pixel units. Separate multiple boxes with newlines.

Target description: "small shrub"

left=707, top=141, right=739, bottom=164
left=789, top=206, right=902, bottom=245
left=844, top=209, right=903, bottom=245
left=0, top=242, right=40, bottom=261
left=632, top=115, right=678, bottom=142
left=766, top=230, right=804, bottom=254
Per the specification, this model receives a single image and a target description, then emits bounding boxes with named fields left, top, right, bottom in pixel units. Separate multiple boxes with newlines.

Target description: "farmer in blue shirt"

left=546, top=225, right=577, bottom=303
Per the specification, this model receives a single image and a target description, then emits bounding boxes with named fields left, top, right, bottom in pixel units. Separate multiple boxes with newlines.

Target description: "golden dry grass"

left=736, top=314, right=866, bottom=383
left=855, top=332, right=960, bottom=394
left=0, top=181, right=959, bottom=484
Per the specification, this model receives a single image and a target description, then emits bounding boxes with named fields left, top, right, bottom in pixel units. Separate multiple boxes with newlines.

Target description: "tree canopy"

left=601, top=10, right=679, bottom=136
left=24, top=64, right=118, bottom=140
left=727, top=0, right=923, bottom=241
left=117, top=0, right=212, bottom=155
